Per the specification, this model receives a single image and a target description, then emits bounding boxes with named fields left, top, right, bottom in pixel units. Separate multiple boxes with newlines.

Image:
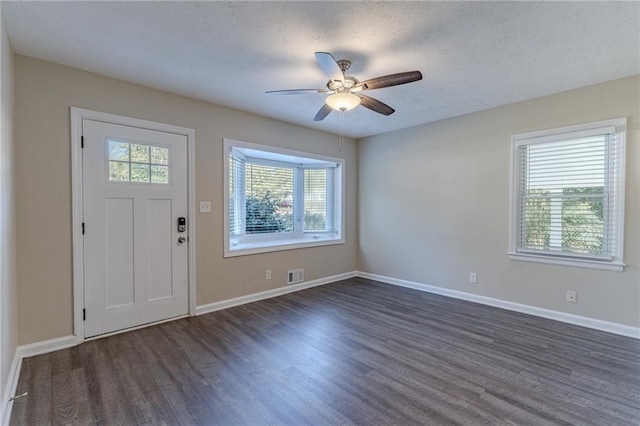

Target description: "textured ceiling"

left=3, top=1, right=639, bottom=139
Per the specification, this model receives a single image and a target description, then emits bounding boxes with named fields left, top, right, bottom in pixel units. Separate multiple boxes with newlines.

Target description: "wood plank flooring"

left=10, top=278, right=640, bottom=425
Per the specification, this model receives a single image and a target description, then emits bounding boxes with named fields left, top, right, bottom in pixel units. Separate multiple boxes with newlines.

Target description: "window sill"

left=507, top=252, right=625, bottom=272
left=225, top=235, right=344, bottom=258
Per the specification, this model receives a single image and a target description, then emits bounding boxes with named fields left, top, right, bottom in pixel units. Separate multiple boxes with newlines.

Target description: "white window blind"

left=304, top=168, right=330, bottom=232
left=510, top=119, right=626, bottom=270
left=245, top=162, right=295, bottom=234
left=225, top=139, right=344, bottom=257
left=229, top=149, right=245, bottom=237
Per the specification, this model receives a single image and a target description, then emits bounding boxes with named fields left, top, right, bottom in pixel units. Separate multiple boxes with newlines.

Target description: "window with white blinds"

left=224, top=139, right=344, bottom=257
left=509, top=118, right=626, bottom=271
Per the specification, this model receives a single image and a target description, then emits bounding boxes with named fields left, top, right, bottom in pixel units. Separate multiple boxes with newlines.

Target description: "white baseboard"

left=17, top=335, right=79, bottom=359
left=1, top=334, right=78, bottom=425
left=1, top=351, right=20, bottom=426
left=356, top=271, right=640, bottom=339
left=196, top=271, right=357, bottom=316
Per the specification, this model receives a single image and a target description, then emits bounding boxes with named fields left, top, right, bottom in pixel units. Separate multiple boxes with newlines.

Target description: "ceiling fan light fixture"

left=325, top=92, right=361, bottom=112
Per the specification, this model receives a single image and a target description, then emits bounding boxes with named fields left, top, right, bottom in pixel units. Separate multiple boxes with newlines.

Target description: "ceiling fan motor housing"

left=327, top=76, right=358, bottom=92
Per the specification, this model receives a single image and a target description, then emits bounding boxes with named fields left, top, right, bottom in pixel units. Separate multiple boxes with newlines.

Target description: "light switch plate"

left=199, top=201, right=212, bottom=213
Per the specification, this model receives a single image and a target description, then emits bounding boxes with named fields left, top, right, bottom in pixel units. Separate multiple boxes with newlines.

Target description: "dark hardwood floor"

left=10, top=278, right=640, bottom=425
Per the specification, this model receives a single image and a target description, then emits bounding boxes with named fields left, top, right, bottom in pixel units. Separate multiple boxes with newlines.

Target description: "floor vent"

left=287, top=268, right=304, bottom=284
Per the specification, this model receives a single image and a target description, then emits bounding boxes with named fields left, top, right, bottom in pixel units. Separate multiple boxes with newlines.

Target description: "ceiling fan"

left=266, top=52, right=423, bottom=121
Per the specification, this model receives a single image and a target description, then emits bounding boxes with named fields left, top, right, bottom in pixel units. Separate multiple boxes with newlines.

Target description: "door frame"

left=70, top=107, right=196, bottom=342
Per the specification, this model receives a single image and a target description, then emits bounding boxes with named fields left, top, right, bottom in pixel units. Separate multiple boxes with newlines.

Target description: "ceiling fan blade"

left=266, top=89, right=329, bottom=95
left=313, top=103, right=333, bottom=121
left=358, top=94, right=395, bottom=116
left=357, top=71, right=423, bottom=91
left=315, top=52, right=344, bottom=83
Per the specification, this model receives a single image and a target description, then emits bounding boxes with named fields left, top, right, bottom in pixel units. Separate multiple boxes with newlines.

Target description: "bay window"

left=224, top=139, right=344, bottom=257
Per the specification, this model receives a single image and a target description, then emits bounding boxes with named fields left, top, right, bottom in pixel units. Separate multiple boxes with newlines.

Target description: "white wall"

left=14, top=55, right=357, bottom=345
left=358, top=75, right=640, bottom=328
left=0, top=5, right=17, bottom=423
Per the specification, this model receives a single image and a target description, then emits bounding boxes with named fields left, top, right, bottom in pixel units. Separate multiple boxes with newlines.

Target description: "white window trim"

left=223, top=138, right=345, bottom=258
left=507, top=118, right=626, bottom=272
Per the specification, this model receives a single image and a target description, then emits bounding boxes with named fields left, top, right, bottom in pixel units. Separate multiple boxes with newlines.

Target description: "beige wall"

left=359, top=75, right=640, bottom=328
left=13, top=52, right=639, bottom=347
left=0, top=5, right=17, bottom=417
left=14, top=55, right=357, bottom=345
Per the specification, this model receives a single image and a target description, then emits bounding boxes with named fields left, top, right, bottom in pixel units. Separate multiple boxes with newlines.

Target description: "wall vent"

left=287, top=269, right=304, bottom=284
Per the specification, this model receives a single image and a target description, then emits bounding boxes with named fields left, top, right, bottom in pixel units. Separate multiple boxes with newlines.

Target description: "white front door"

left=82, top=119, right=189, bottom=338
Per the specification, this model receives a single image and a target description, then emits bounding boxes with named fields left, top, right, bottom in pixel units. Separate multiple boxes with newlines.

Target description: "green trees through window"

left=242, top=164, right=330, bottom=235
left=524, top=187, right=605, bottom=255
left=245, top=192, right=293, bottom=234
left=244, top=164, right=294, bottom=234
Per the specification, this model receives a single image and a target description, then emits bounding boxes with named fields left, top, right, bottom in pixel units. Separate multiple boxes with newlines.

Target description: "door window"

left=107, top=139, right=170, bottom=184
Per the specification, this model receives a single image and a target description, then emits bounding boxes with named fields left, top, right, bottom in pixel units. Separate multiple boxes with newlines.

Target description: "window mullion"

left=294, top=167, right=304, bottom=233
left=518, top=145, right=528, bottom=252
left=326, top=168, right=335, bottom=232
left=602, top=132, right=614, bottom=256
left=231, top=149, right=247, bottom=238
left=237, top=158, right=246, bottom=237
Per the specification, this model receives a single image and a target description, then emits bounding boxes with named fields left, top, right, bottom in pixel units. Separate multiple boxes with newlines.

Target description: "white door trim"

left=70, top=107, right=196, bottom=343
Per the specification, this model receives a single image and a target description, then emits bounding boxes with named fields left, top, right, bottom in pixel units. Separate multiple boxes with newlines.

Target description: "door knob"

left=178, top=236, right=186, bottom=244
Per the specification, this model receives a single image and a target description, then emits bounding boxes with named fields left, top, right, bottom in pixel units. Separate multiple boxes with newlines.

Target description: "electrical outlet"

left=566, top=290, right=577, bottom=303
left=266, top=270, right=271, bottom=280
left=469, top=272, right=478, bottom=284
